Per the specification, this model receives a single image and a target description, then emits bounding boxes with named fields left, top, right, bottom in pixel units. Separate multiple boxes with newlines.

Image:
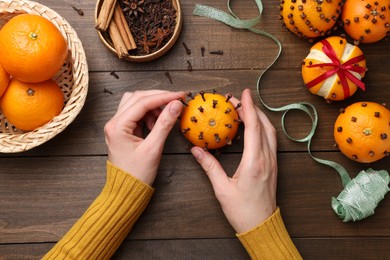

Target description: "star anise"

left=138, top=33, right=156, bottom=54
left=151, top=27, right=170, bottom=48
left=122, top=0, right=145, bottom=18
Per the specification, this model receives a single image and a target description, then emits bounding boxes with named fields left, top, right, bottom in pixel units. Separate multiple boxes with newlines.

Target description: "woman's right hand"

left=190, top=89, right=278, bottom=234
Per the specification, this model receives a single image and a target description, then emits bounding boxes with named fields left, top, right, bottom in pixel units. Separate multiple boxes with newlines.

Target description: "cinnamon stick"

left=113, top=3, right=136, bottom=50
left=108, top=20, right=129, bottom=59
left=96, top=0, right=117, bottom=32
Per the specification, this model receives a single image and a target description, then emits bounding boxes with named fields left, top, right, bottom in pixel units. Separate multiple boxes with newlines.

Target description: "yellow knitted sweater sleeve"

left=43, top=161, right=154, bottom=260
left=237, top=208, right=302, bottom=260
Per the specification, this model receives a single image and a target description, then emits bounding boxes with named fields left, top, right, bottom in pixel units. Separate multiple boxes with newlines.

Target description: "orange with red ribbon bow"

left=302, top=36, right=367, bottom=101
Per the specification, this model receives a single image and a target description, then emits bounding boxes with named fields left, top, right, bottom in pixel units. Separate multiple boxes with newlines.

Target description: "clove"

left=165, top=72, right=173, bottom=84
left=110, top=71, right=119, bottom=79
left=179, top=98, right=188, bottom=106
left=201, top=46, right=205, bottom=57
left=199, top=91, right=206, bottom=101
left=72, top=5, right=84, bottom=16
left=210, top=50, right=223, bottom=55
left=103, top=88, right=113, bottom=95
left=225, top=93, right=232, bottom=102
left=187, top=60, right=193, bottom=71
left=182, top=42, right=191, bottom=55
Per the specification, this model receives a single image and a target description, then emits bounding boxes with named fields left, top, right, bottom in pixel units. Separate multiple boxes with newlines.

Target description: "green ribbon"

left=193, top=0, right=389, bottom=222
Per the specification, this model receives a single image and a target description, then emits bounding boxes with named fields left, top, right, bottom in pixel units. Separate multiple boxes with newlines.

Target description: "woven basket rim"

left=94, top=0, right=183, bottom=62
left=0, top=0, right=89, bottom=153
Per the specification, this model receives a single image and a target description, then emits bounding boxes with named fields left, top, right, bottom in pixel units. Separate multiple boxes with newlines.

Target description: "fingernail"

left=170, top=100, right=182, bottom=115
left=191, top=147, right=203, bottom=160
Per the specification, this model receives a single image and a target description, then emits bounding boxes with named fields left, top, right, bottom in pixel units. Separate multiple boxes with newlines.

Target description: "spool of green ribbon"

left=193, top=0, right=389, bottom=222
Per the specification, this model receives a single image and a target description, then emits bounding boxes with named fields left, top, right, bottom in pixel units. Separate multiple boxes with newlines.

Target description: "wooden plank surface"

left=1, top=154, right=389, bottom=244
left=1, top=238, right=390, bottom=259
left=0, top=0, right=389, bottom=259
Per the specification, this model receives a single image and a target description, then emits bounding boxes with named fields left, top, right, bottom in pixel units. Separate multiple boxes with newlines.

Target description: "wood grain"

left=1, top=238, right=390, bottom=259
left=0, top=0, right=389, bottom=259
left=0, top=154, right=388, bottom=244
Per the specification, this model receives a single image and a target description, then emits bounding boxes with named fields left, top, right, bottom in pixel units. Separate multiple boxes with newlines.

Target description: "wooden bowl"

left=95, top=0, right=182, bottom=62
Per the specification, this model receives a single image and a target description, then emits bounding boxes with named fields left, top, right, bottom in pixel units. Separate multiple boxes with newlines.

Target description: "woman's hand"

left=104, top=90, right=185, bottom=186
left=191, top=89, right=278, bottom=233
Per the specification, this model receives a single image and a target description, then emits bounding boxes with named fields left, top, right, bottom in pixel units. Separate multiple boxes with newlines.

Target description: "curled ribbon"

left=193, top=0, right=389, bottom=222
left=305, top=39, right=366, bottom=98
left=332, top=169, right=390, bottom=222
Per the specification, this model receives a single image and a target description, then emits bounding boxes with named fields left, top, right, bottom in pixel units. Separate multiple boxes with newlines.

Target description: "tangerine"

left=280, top=0, right=342, bottom=39
left=180, top=92, right=240, bottom=150
left=334, top=102, right=390, bottom=163
left=0, top=14, right=68, bottom=83
left=0, top=78, right=64, bottom=131
left=342, top=0, right=390, bottom=44
left=0, top=64, right=10, bottom=98
left=302, top=36, right=367, bottom=101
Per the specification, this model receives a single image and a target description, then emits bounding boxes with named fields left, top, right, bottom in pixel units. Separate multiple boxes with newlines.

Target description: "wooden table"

left=1, top=0, right=389, bottom=259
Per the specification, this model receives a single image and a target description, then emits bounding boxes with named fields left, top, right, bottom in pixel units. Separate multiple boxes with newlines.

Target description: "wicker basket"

left=0, top=0, right=89, bottom=153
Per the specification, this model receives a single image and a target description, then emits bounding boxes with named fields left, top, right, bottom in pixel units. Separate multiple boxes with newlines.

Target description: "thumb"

left=191, top=147, right=230, bottom=193
left=145, top=100, right=182, bottom=149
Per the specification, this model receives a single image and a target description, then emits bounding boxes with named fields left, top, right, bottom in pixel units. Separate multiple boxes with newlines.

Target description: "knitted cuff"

left=43, top=161, right=154, bottom=260
left=237, top=208, right=302, bottom=260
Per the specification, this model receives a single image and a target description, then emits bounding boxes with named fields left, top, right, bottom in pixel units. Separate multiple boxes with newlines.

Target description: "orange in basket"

left=0, top=64, right=10, bottom=98
left=0, top=78, right=64, bottom=131
left=0, top=14, right=68, bottom=83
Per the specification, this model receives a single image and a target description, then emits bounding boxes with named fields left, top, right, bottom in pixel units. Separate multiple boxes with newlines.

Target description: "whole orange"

left=180, top=92, right=240, bottom=150
left=334, top=102, right=390, bottom=163
left=342, top=0, right=390, bottom=43
left=0, top=78, right=64, bottom=131
left=0, top=64, right=10, bottom=98
left=0, top=14, right=68, bottom=83
left=302, top=36, right=367, bottom=101
left=280, top=0, right=342, bottom=39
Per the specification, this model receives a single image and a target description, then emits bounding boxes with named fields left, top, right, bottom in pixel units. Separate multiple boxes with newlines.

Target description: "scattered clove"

left=72, top=5, right=84, bottom=16
left=110, top=71, right=119, bottom=79
left=201, top=46, right=205, bottom=57
left=187, top=60, right=193, bottom=71
left=182, top=42, right=191, bottom=55
left=103, top=88, right=113, bottom=94
left=210, top=50, right=223, bottom=55
left=165, top=72, right=173, bottom=84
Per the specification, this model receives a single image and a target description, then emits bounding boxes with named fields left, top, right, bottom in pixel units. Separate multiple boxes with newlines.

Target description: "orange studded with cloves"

left=342, top=0, right=390, bottom=44
left=180, top=91, right=240, bottom=150
left=280, top=0, right=343, bottom=39
left=334, top=102, right=390, bottom=163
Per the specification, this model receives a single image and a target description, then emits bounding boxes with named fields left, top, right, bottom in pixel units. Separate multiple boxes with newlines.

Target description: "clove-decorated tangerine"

left=180, top=91, right=240, bottom=150
left=280, top=0, right=343, bottom=39
left=334, top=102, right=390, bottom=163
left=342, top=0, right=390, bottom=44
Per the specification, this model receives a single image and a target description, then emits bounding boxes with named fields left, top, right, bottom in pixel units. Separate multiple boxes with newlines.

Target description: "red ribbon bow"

left=305, top=39, right=366, bottom=98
